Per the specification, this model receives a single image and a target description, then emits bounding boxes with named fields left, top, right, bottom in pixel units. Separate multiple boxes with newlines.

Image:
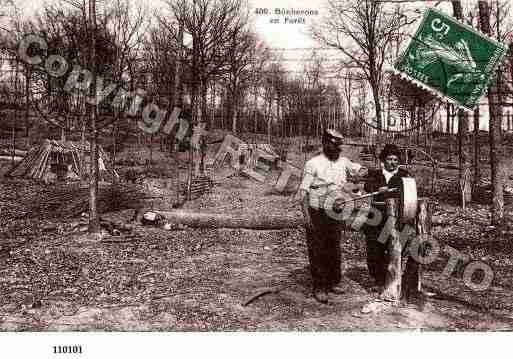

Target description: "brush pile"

left=34, top=183, right=152, bottom=219
left=0, top=180, right=152, bottom=220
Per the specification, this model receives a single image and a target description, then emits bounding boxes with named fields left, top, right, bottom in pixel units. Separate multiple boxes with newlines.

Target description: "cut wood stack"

left=6, top=139, right=118, bottom=182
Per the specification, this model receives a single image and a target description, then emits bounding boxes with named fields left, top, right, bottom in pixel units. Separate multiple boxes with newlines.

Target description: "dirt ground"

left=1, top=157, right=513, bottom=331
left=2, top=135, right=513, bottom=331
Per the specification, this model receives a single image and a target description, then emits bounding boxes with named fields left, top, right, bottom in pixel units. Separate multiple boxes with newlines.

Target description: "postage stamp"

left=394, top=7, right=508, bottom=111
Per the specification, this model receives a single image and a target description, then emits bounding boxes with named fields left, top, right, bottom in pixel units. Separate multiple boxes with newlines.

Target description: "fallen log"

left=132, top=209, right=445, bottom=230
left=154, top=209, right=303, bottom=230
left=0, top=149, right=26, bottom=157
left=0, top=155, right=23, bottom=162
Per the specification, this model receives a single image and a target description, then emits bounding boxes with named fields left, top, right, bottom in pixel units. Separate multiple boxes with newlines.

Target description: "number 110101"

left=53, top=345, right=82, bottom=354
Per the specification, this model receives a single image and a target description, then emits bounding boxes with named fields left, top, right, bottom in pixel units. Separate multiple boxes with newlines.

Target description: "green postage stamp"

left=394, top=7, right=507, bottom=111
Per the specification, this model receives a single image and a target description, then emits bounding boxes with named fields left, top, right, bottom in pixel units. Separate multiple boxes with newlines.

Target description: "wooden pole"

left=381, top=198, right=402, bottom=302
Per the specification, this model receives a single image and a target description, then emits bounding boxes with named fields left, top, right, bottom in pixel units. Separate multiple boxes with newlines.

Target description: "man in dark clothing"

left=363, top=144, right=410, bottom=290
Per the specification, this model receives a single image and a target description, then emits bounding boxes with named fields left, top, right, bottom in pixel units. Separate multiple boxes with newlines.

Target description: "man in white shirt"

left=298, top=129, right=368, bottom=304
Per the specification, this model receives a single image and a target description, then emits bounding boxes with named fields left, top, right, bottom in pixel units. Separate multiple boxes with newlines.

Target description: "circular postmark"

left=360, top=73, right=443, bottom=134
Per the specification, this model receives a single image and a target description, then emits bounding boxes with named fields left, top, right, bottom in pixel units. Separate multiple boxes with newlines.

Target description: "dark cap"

left=322, top=129, right=344, bottom=144
left=379, top=144, right=401, bottom=161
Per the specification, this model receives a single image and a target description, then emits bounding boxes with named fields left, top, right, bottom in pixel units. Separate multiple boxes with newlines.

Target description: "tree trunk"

left=266, top=91, right=272, bottom=145
left=253, top=85, right=258, bottom=134
left=88, top=0, right=100, bottom=235
left=211, top=82, right=215, bottom=130
left=446, top=103, right=451, bottom=134
left=473, top=106, right=481, bottom=192
left=231, top=82, right=238, bottom=134
left=458, top=110, right=469, bottom=206
left=199, top=77, right=207, bottom=174
left=11, top=124, right=15, bottom=168
left=200, top=77, right=207, bottom=124
left=25, top=68, right=30, bottom=140
left=479, top=1, right=504, bottom=226
left=451, top=1, right=463, bottom=19
left=369, top=57, right=382, bottom=135
left=453, top=0, right=467, bottom=208
left=111, top=118, right=118, bottom=168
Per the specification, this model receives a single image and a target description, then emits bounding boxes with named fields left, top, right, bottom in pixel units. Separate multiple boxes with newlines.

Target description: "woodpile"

left=6, top=139, right=118, bottom=182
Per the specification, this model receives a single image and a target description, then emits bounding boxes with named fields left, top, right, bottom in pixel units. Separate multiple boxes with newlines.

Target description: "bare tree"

left=246, top=41, right=270, bottom=134
left=223, top=31, right=258, bottom=133
left=302, top=53, right=325, bottom=145
left=479, top=0, right=505, bottom=226
left=450, top=1, right=471, bottom=207
left=105, top=0, right=147, bottom=161
left=157, top=0, right=250, bottom=124
left=311, top=0, right=410, bottom=132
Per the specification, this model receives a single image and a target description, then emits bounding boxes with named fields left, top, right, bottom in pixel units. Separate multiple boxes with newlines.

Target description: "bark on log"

left=401, top=198, right=431, bottom=301
left=381, top=198, right=402, bottom=302
left=154, top=209, right=303, bottom=229
left=380, top=198, right=432, bottom=303
left=130, top=207, right=444, bottom=231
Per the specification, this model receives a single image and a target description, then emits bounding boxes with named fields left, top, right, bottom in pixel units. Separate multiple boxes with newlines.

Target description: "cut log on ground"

left=153, top=209, right=304, bottom=230
left=130, top=207, right=445, bottom=231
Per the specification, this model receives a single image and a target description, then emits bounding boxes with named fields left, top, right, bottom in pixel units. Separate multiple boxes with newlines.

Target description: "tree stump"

left=381, top=198, right=402, bottom=301
left=380, top=197, right=431, bottom=303
left=402, top=198, right=431, bottom=301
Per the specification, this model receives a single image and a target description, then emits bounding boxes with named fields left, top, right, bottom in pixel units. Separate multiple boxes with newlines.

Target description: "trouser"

left=365, top=229, right=388, bottom=287
left=306, top=207, right=342, bottom=291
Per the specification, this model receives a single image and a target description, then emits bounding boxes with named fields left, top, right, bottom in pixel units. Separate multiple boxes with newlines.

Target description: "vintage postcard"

left=0, top=0, right=512, bottom=357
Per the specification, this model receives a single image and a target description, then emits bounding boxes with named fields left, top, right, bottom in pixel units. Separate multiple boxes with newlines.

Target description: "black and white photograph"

left=1, top=0, right=513, bottom=356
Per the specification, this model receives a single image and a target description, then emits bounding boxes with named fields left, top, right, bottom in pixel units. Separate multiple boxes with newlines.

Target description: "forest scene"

left=1, top=0, right=513, bottom=332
